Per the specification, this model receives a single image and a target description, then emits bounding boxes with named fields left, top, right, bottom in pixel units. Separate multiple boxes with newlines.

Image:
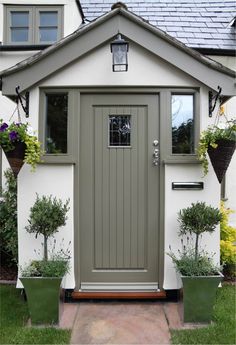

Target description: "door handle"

left=152, top=141, right=159, bottom=166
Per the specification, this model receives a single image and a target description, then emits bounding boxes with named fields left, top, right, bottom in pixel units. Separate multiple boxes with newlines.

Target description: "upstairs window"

left=4, top=6, right=63, bottom=45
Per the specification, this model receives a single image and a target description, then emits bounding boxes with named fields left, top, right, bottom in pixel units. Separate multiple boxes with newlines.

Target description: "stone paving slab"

left=71, top=302, right=170, bottom=344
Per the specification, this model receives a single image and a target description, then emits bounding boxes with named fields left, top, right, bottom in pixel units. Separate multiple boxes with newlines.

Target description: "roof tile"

left=80, top=0, right=236, bottom=50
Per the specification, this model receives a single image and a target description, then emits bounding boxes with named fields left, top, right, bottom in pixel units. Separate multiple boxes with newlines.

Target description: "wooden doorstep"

left=71, top=290, right=166, bottom=300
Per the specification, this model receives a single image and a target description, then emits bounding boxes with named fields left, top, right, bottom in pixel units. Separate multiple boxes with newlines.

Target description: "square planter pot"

left=20, top=277, right=62, bottom=325
left=181, top=273, right=223, bottom=323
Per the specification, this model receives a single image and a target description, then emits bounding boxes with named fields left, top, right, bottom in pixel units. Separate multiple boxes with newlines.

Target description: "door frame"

left=74, top=88, right=165, bottom=292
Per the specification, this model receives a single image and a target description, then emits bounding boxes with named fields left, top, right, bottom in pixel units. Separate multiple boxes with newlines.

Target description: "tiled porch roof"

left=80, top=0, right=236, bottom=50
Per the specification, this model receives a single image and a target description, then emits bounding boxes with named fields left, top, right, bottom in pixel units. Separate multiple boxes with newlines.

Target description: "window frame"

left=4, top=5, right=63, bottom=45
left=39, top=89, right=76, bottom=164
left=162, top=89, right=200, bottom=164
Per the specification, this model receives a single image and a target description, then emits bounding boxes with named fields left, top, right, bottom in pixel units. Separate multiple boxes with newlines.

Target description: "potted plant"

left=168, top=202, right=223, bottom=323
left=197, top=119, right=236, bottom=183
left=0, top=120, right=43, bottom=177
left=20, top=194, right=70, bottom=325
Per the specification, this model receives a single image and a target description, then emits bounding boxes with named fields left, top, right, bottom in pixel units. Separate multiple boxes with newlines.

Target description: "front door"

left=79, top=94, right=160, bottom=291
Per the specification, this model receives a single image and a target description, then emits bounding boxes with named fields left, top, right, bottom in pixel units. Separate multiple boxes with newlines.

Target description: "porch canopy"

left=0, top=6, right=235, bottom=97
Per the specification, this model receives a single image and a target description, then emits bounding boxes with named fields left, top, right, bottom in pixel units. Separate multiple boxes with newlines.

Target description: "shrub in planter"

left=168, top=202, right=223, bottom=323
left=20, top=195, right=70, bottom=325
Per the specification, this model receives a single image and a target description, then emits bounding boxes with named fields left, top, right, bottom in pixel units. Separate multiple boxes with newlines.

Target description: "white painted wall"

left=41, top=42, right=199, bottom=87
left=208, top=56, right=236, bottom=226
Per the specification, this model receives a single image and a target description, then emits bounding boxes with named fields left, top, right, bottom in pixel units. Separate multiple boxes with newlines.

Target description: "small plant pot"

left=207, top=139, right=236, bottom=183
left=3, top=142, right=26, bottom=178
left=181, top=273, right=223, bottom=323
left=20, top=277, right=62, bottom=325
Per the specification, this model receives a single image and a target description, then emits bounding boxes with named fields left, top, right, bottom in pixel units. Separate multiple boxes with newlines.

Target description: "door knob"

left=153, top=140, right=159, bottom=147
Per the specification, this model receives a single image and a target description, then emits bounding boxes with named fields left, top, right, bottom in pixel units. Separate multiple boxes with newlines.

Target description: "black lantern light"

left=110, top=34, right=129, bottom=72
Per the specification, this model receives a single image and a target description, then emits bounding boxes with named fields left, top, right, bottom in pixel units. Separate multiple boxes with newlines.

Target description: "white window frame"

left=4, top=5, right=63, bottom=45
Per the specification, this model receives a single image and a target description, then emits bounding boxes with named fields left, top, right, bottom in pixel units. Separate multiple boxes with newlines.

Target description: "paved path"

left=68, top=301, right=180, bottom=344
left=60, top=299, right=206, bottom=344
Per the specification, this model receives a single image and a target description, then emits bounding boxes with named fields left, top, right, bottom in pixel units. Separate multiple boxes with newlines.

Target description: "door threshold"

left=71, top=290, right=166, bottom=300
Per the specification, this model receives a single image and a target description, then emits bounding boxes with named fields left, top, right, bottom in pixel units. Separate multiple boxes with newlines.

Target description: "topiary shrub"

left=25, top=194, right=70, bottom=261
left=0, top=169, right=18, bottom=265
left=220, top=201, right=236, bottom=279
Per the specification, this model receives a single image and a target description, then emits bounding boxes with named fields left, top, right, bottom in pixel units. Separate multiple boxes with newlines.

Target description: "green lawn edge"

left=0, top=284, right=71, bottom=344
left=171, top=284, right=236, bottom=344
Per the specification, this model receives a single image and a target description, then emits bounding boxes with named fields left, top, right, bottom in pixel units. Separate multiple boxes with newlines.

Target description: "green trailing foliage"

left=0, top=169, right=18, bottom=264
left=0, top=120, right=43, bottom=171
left=197, top=119, right=236, bottom=176
left=220, top=201, right=236, bottom=278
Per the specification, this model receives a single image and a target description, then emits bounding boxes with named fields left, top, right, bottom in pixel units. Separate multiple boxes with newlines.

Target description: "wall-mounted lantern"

left=110, top=34, right=129, bottom=72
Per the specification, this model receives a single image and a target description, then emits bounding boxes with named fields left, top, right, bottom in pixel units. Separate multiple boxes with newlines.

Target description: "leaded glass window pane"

left=109, top=115, right=131, bottom=146
left=45, top=93, right=68, bottom=154
left=172, top=95, right=194, bottom=154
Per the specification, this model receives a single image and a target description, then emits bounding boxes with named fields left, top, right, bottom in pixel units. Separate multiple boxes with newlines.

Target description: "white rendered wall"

left=41, top=42, right=199, bottom=87
left=208, top=56, right=236, bottom=226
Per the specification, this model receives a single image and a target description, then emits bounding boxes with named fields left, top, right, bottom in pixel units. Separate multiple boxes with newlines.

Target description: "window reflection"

left=45, top=93, right=68, bottom=154
left=172, top=95, right=194, bottom=154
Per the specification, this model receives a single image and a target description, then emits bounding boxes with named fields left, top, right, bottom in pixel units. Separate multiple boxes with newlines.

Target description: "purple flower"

left=9, top=131, right=18, bottom=141
left=0, top=123, right=8, bottom=132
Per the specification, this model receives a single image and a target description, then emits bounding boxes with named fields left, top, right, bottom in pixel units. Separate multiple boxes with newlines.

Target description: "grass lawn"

left=0, top=284, right=71, bottom=344
left=171, top=284, right=236, bottom=344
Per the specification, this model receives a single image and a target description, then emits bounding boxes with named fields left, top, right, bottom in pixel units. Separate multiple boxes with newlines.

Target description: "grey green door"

left=79, top=94, right=160, bottom=291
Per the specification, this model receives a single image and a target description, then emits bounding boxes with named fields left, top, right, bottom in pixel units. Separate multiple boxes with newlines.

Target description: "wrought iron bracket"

left=15, top=86, right=29, bottom=118
left=209, top=86, right=222, bottom=117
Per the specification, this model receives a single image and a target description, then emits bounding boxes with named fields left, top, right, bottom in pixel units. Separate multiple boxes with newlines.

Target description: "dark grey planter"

left=181, top=273, right=223, bottom=323
left=20, top=277, right=62, bottom=325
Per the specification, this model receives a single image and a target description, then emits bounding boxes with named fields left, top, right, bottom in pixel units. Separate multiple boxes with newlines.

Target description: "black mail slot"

left=172, top=182, right=204, bottom=190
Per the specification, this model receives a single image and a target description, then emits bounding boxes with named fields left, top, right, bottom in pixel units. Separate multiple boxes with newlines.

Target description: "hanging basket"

left=207, top=139, right=236, bottom=183
left=3, top=141, right=26, bottom=178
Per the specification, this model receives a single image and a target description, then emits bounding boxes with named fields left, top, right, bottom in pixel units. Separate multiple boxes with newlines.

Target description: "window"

left=5, top=6, right=63, bottom=45
left=109, top=115, right=131, bottom=147
left=40, top=89, right=76, bottom=163
left=10, top=11, right=30, bottom=42
left=45, top=93, right=68, bottom=154
left=171, top=94, right=194, bottom=154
